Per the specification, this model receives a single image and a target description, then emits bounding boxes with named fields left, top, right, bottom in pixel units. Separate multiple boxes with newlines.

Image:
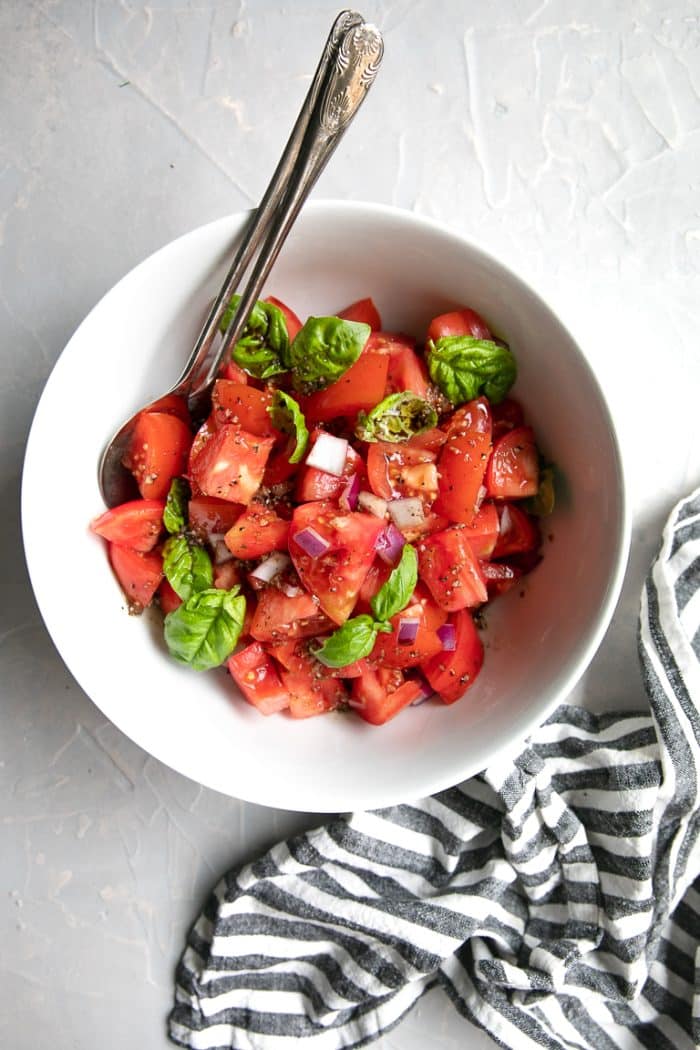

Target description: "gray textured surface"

left=3, top=1, right=700, bottom=1047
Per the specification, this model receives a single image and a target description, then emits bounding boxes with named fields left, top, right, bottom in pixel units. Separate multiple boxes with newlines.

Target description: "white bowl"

left=22, top=201, right=629, bottom=812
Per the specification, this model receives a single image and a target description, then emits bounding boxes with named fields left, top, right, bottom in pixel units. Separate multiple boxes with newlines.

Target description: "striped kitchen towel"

left=169, top=487, right=700, bottom=1050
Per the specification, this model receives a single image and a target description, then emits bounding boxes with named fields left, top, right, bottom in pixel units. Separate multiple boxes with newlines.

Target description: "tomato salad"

left=91, top=295, right=553, bottom=725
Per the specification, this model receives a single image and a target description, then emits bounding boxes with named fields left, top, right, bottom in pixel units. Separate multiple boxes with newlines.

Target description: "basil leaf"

left=163, top=477, right=189, bottom=535
left=427, top=336, right=517, bottom=405
left=164, top=587, right=246, bottom=672
left=289, top=316, right=370, bottom=395
left=356, top=392, right=437, bottom=443
left=220, top=294, right=290, bottom=379
left=370, top=543, right=418, bottom=623
left=314, top=615, right=390, bottom=669
left=525, top=463, right=556, bottom=516
left=268, top=390, right=309, bottom=464
left=163, top=535, right=213, bottom=601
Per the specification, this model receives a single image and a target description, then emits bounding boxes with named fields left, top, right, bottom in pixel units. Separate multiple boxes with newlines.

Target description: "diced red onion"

left=347, top=695, right=365, bottom=710
left=339, top=473, right=360, bottom=512
left=210, top=537, right=234, bottom=564
left=279, top=579, right=305, bottom=598
left=410, top=673, right=435, bottom=706
left=374, top=523, right=406, bottom=564
left=294, top=526, right=331, bottom=558
left=388, top=497, right=425, bottom=530
left=358, top=491, right=388, bottom=518
left=305, top=432, right=348, bottom=477
left=397, top=617, right=420, bottom=645
left=437, top=623, right=457, bottom=652
left=249, top=551, right=291, bottom=583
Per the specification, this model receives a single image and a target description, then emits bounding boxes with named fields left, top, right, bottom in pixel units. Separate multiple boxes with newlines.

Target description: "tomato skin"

left=190, top=424, right=275, bottom=505
left=108, top=543, right=163, bottom=609
left=365, top=331, right=429, bottom=398
left=288, top=501, right=385, bottom=625
left=350, top=667, right=422, bottom=725
left=492, top=503, right=539, bottom=559
left=224, top=505, right=289, bottom=559
left=212, top=380, right=276, bottom=438
left=337, top=297, right=382, bottom=330
left=91, top=499, right=165, bottom=552
left=462, top=501, right=500, bottom=558
left=157, top=578, right=182, bottom=614
left=491, top=397, right=525, bottom=440
left=250, top=586, right=331, bottom=643
left=426, top=307, right=491, bottom=343
left=434, top=398, right=493, bottom=525
left=146, top=393, right=191, bottom=423
left=302, top=351, right=388, bottom=424
left=219, top=360, right=249, bottom=384
left=123, top=411, right=192, bottom=501
left=420, top=609, right=484, bottom=704
left=266, top=296, right=302, bottom=341
left=187, top=497, right=242, bottom=541
left=411, top=582, right=448, bottom=631
left=418, top=527, right=488, bottom=611
left=485, top=426, right=539, bottom=500
left=227, top=643, right=290, bottom=715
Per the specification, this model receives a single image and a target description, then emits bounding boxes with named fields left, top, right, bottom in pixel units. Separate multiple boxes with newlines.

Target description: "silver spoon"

left=99, top=11, right=383, bottom=508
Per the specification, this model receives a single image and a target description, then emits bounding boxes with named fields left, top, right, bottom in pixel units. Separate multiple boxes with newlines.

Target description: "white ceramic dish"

left=21, top=201, right=629, bottom=812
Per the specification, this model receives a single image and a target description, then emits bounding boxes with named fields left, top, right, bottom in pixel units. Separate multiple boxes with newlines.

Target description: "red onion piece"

left=374, top=523, right=406, bottom=564
left=437, top=623, right=457, bottom=651
left=397, top=617, right=420, bottom=644
left=410, top=673, right=435, bottom=706
left=388, top=497, right=425, bottom=529
left=249, top=551, right=291, bottom=583
left=339, top=473, right=360, bottom=512
left=279, top=580, right=304, bottom=597
left=305, top=432, right=348, bottom=477
left=358, top=491, right=388, bottom=518
left=294, top=526, right=330, bottom=558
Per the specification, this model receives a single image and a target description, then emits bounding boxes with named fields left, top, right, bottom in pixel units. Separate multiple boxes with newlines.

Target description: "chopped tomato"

left=418, top=527, right=487, bottom=611
left=366, top=332, right=429, bottom=398
left=492, top=503, right=539, bottom=559
left=224, top=505, right=289, bottom=559
left=219, top=360, right=249, bottom=384
left=479, top=560, right=524, bottom=597
left=108, top=543, right=163, bottom=609
left=405, top=427, right=447, bottom=452
left=266, top=295, right=302, bottom=341
left=280, top=668, right=346, bottom=718
left=485, top=426, right=539, bottom=500
left=337, top=297, right=382, bottom=330
left=426, top=307, right=491, bottom=343
left=188, top=414, right=216, bottom=480
left=123, top=411, right=192, bottom=501
left=421, top=609, right=484, bottom=703
left=411, top=582, right=448, bottom=630
left=213, top=561, right=241, bottom=591
left=91, top=499, right=165, bottom=552
left=212, top=380, right=276, bottom=437
left=302, top=351, right=388, bottom=424
left=366, top=443, right=438, bottom=507
left=491, top=397, right=525, bottom=440
left=146, top=393, right=191, bottom=423
left=350, top=667, right=423, bottom=725
left=434, top=398, right=492, bottom=525
left=289, top=501, right=385, bottom=624
left=188, top=497, right=242, bottom=540
left=355, top=558, right=393, bottom=613
left=250, top=586, right=332, bottom=643
left=462, top=501, right=500, bottom=558
left=227, top=643, right=290, bottom=715
left=295, top=439, right=364, bottom=503
left=369, top=601, right=443, bottom=669
left=157, top=578, right=182, bottom=614
left=189, top=424, right=275, bottom=505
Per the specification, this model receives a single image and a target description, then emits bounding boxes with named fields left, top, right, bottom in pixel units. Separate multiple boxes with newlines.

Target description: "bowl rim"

left=21, top=198, right=631, bottom=810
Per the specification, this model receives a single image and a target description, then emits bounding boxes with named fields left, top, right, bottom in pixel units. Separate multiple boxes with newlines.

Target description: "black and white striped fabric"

left=170, top=488, right=700, bottom=1050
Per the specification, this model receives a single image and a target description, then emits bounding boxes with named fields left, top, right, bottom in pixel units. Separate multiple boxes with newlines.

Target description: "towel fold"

left=170, top=488, right=700, bottom=1050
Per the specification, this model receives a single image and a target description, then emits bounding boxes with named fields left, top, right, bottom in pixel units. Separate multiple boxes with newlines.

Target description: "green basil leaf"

left=313, top=614, right=389, bottom=669
left=356, top=392, right=437, bottom=443
left=427, top=336, right=517, bottom=406
left=164, top=587, right=246, bottom=671
left=163, top=477, right=189, bottom=534
left=370, top=543, right=418, bottom=623
left=220, top=294, right=290, bottom=379
left=525, top=463, right=556, bottom=516
left=289, top=316, right=370, bottom=395
left=162, top=535, right=213, bottom=601
left=268, top=390, right=309, bottom=464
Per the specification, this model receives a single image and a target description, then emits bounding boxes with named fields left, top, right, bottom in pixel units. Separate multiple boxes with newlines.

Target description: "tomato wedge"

left=288, top=501, right=385, bottom=624
left=366, top=443, right=439, bottom=506
left=108, top=543, right=163, bottom=609
left=123, top=411, right=192, bottom=501
left=189, top=424, right=275, bottom=505
left=188, top=497, right=242, bottom=540
left=224, top=505, right=289, bottom=559
left=227, top=643, right=290, bottom=715
left=418, top=527, right=487, bottom=610
left=350, top=667, right=423, bottom=725
left=434, top=398, right=492, bottom=525
left=420, top=609, right=484, bottom=703
left=212, top=380, right=276, bottom=437
left=250, top=587, right=332, bottom=643
left=280, top=668, right=347, bottom=718
left=91, top=499, right=165, bottom=552
left=462, top=501, right=500, bottom=558
left=337, top=297, right=382, bottom=330
left=369, top=601, right=443, bottom=669
left=426, top=307, right=491, bottom=343
left=302, top=351, right=388, bottom=424
left=485, top=426, right=539, bottom=499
